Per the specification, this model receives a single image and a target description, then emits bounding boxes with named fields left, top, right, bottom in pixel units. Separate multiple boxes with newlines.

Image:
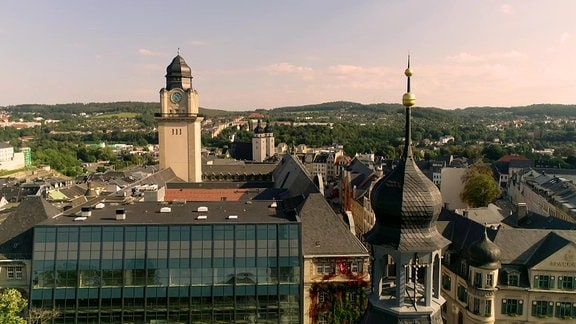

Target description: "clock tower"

left=156, top=54, right=203, bottom=182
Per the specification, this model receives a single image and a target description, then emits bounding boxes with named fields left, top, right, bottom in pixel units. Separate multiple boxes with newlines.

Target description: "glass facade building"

left=31, top=223, right=301, bottom=323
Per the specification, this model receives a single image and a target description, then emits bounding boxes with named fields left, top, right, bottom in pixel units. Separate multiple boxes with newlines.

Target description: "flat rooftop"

left=40, top=200, right=293, bottom=226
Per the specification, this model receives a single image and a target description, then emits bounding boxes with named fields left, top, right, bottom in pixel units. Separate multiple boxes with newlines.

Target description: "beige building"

left=439, top=214, right=576, bottom=324
left=440, top=167, right=468, bottom=210
left=156, top=54, right=203, bottom=182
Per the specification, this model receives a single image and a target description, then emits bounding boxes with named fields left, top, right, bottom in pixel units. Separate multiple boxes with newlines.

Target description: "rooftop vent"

left=197, top=206, right=208, bottom=212
left=269, top=201, right=277, bottom=208
left=115, top=208, right=126, bottom=220
left=196, top=215, right=208, bottom=220
left=227, top=215, right=238, bottom=219
left=160, top=207, right=172, bottom=213
left=81, top=206, right=91, bottom=217
left=74, top=216, right=87, bottom=221
left=94, top=203, right=105, bottom=209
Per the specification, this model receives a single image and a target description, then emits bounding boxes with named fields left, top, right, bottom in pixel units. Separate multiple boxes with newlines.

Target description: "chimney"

left=115, top=208, right=126, bottom=220
left=516, top=203, right=527, bottom=223
left=463, top=209, right=469, bottom=218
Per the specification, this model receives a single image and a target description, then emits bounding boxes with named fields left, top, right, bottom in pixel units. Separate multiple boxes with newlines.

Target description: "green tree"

left=460, top=164, right=502, bottom=208
left=0, top=288, right=27, bottom=324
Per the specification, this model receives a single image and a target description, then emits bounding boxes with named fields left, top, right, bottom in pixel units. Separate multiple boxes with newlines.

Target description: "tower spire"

left=401, top=55, right=415, bottom=159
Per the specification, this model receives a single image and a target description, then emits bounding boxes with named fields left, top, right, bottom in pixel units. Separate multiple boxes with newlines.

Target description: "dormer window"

left=507, top=272, right=519, bottom=286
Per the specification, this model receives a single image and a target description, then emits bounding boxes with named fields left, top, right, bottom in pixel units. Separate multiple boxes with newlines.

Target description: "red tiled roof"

left=497, top=154, right=528, bottom=162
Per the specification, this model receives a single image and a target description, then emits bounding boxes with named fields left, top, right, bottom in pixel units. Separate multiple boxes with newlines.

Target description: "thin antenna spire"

left=406, top=55, right=411, bottom=93
left=177, top=48, right=180, bottom=55
left=401, top=55, right=415, bottom=160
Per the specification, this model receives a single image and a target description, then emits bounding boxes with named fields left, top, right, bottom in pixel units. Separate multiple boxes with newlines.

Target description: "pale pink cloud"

left=188, top=40, right=208, bottom=46
left=560, top=32, right=571, bottom=45
left=500, top=4, right=513, bottom=14
left=447, top=50, right=527, bottom=63
left=138, top=48, right=168, bottom=56
left=262, top=62, right=314, bottom=74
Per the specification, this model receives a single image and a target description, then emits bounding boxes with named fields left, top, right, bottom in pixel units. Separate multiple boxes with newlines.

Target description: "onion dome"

left=264, top=121, right=274, bottom=133
left=364, top=57, right=449, bottom=251
left=165, top=54, right=193, bottom=90
left=467, top=229, right=501, bottom=269
left=254, top=120, right=264, bottom=134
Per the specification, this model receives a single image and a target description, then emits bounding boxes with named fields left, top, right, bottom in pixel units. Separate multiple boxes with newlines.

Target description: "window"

left=485, top=300, right=492, bottom=316
left=457, top=284, right=467, bottom=303
left=6, top=266, right=23, bottom=280
left=531, top=300, right=553, bottom=317
left=559, top=276, right=574, bottom=290
left=486, top=273, right=494, bottom=287
left=555, top=302, right=576, bottom=318
left=348, top=292, right=357, bottom=304
left=318, top=291, right=329, bottom=303
left=473, top=297, right=480, bottom=314
left=501, top=298, right=523, bottom=315
left=508, top=273, right=519, bottom=286
left=534, top=275, right=554, bottom=289
left=316, top=261, right=333, bottom=274
left=442, top=273, right=452, bottom=291
left=474, top=272, right=482, bottom=287
left=350, top=261, right=360, bottom=273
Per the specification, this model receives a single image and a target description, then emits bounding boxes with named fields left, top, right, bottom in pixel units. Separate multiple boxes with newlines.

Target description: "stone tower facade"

left=156, top=55, right=203, bottom=182
left=252, top=120, right=274, bottom=162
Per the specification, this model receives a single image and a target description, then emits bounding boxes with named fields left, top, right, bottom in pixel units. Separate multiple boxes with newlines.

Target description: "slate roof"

left=272, top=154, right=320, bottom=200
left=0, top=196, right=62, bottom=259
left=501, top=211, right=576, bottom=230
left=366, top=153, right=449, bottom=251
left=297, top=193, right=368, bottom=257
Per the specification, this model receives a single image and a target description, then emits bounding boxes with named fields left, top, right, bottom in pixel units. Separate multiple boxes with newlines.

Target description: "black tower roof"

left=254, top=120, right=264, bottom=134
left=467, top=228, right=501, bottom=269
left=364, top=58, right=449, bottom=252
left=165, top=54, right=192, bottom=90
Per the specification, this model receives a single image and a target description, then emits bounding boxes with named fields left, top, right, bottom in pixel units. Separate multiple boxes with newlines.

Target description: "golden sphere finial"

left=402, top=92, right=416, bottom=107
left=405, top=68, right=413, bottom=77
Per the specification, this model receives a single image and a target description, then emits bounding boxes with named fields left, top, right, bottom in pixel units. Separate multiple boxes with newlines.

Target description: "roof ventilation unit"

left=160, top=207, right=172, bottom=213
left=74, top=216, right=87, bottom=221
left=196, top=215, right=208, bottom=220
left=81, top=206, right=92, bottom=217
left=116, top=209, right=126, bottom=220
left=197, top=206, right=208, bottom=212
left=227, top=215, right=238, bottom=219
left=94, top=203, right=105, bottom=209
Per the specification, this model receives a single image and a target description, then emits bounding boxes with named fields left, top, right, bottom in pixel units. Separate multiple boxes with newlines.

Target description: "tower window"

left=486, top=273, right=494, bottom=287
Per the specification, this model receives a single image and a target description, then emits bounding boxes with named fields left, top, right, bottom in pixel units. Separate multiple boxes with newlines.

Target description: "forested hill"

left=4, top=101, right=576, bottom=121
left=5, top=102, right=229, bottom=119
left=266, top=101, right=576, bottom=120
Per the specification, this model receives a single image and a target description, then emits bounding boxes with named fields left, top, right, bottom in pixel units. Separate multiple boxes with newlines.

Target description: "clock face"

left=171, top=92, right=183, bottom=103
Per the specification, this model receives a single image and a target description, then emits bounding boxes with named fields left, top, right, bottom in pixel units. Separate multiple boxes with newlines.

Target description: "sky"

left=1, top=1, right=575, bottom=111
